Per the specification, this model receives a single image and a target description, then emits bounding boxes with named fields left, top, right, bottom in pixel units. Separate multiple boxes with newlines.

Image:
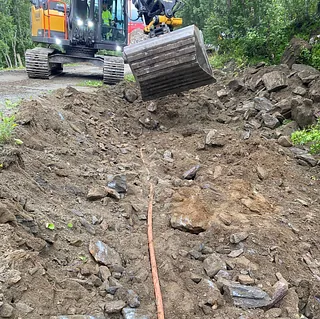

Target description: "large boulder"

left=292, top=64, right=320, bottom=84
left=281, top=37, right=312, bottom=68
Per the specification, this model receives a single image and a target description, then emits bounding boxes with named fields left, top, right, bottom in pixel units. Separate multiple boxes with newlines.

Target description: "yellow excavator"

left=27, top=0, right=215, bottom=100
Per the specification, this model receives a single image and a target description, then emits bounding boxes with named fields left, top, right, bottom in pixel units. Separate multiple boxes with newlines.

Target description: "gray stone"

left=262, top=71, right=288, bottom=92
left=217, top=89, right=228, bottom=98
left=182, top=164, right=200, bottom=180
left=276, top=121, right=299, bottom=137
left=228, top=249, right=244, bottom=258
left=104, top=300, right=126, bottom=313
left=205, top=129, right=225, bottom=147
left=80, top=217, right=96, bottom=235
left=99, top=266, right=111, bottom=281
left=293, top=86, right=307, bottom=96
left=296, top=153, right=318, bottom=167
left=89, top=240, right=122, bottom=268
left=122, top=308, right=151, bottom=319
left=262, top=114, right=280, bottom=129
left=170, top=214, right=206, bottom=234
left=107, top=175, right=127, bottom=194
left=230, top=232, right=249, bottom=244
left=278, top=136, right=292, bottom=147
left=257, top=166, right=268, bottom=180
left=87, top=187, right=107, bottom=201
left=309, top=81, right=320, bottom=102
left=15, top=302, right=34, bottom=315
left=127, top=290, right=140, bottom=308
left=292, top=64, right=320, bottom=84
left=163, top=150, right=173, bottom=162
left=274, top=99, right=292, bottom=117
left=238, top=275, right=255, bottom=285
left=203, top=253, right=227, bottom=277
left=228, top=79, right=244, bottom=91
left=291, top=103, right=315, bottom=128
left=224, top=283, right=272, bottom=309
left=124, top=89, right=138, bottom=103
left=146, top=101, right=157, bottom=112
left=190, top=273, right=202, bottom=283
left=264, top=308, right=282, bottom=318
left=0, top=303, right=13, bottom=318
left=254, top=97, right=274, bottom=112
left=281, top=39, right=311, bottom=68
left=216, top=245, right=231, bottom=254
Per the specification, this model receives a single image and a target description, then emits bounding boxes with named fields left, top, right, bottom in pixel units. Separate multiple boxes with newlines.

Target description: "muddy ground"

left=0, top=63, right=320, bottom=319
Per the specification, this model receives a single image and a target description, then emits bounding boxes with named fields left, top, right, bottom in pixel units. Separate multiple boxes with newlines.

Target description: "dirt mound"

left=0, top=63, right=320, bottom=319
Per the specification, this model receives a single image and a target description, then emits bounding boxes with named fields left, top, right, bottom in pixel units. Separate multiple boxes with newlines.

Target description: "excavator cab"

left=26, top=0, right=127, bottom=83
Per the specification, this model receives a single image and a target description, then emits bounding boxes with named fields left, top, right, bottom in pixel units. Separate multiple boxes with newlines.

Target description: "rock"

left=80, top=217, right=96, bottom=235
left=205, top=130, right=225, bottom=147
left=203, top=253, right=227, bottom=278
left=104, top=300, right=126, bottom=313
left=122, top=308, right=151, bottom=319
left=124, top=89, right=138, bottom=103
left=80, top=262, right=99, bottom=276
left=223, top=283, right=271, bottom=309
left=163, top=150, right=173, bottom=162
left=281, top=38, right=311, bottom=68
left=264, top=308, right=282, bottom=318
left=198, top=279, right=224, bottom=308
left=278, top=136, right=292, bottom=147
left=228, top=79, right=244, bottom=91
left=262, top=114, right=280, bottom=129
left=274, top=99, right=292, bottom=117
left=99, top=266, right=111, bottom=281
left=0, top=303, right=13, bottom=318
left=293, top=87, right=307, bottom=96
left=295, top=153, right=318, bottom=167
left=228, top=249, right=244, bottom=258
left=216, top=245, right=231, bottom=254
left=146, top=101, right=157, bottom=112
left=107, top=175, right=127, bottom=194
left=291, top=103, right=315, bottom=128
left=230, top=232, right=249, bottom=244
left=292, top=64, right=320, bottom=84
left=127, top=290, right=140, bottom=308
left=217, top=89, right=228, bottom=98
left=257, top=166, right=268, bottom=180
left=15, top=302, right=34, bottom=315
left=190, top=273, right=202, bottom=283
left=278, top=287, right=299, bottom=319
left=87, top=187, right=107, bottom=201
left=219, top=213, right=232, bottom=226
left=139, top=116, right=159, bottom=129
left=201, top=245, right=213, bottom=255
left=89, top=240, right=122, bottom=268
left=104, top=186, right=121, bottom=200
left=182, top=164, right=200, bottom=180
left=254, top=97, right=274, bottom=112
left=170, top=214, right=206, bottom=234
left=276, top=121, right=299, bottom=136
left=0, top=203, right=16, bottom=224
left=262, top=71, right=288, bottom=92
left=213, top=166, right=223, bottom=180
left=238, top=275, right=255, bottom=285
left=309, top=80, right=320, bottom=102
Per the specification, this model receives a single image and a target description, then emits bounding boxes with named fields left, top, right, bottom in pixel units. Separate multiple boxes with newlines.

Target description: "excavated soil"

left=0, top=63, right=320, bottom=319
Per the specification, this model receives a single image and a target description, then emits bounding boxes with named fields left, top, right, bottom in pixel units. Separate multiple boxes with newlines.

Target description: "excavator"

left=26, top=0, right=215, bottom=100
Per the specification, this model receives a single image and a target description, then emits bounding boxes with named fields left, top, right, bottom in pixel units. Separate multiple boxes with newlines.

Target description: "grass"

left=124, top=74, right=135, bottom=82
left=291, top=119, right=320, bottom=154
left=64, top=63, right=80, bottom=67
left=77, top=80, right=104, bottom=87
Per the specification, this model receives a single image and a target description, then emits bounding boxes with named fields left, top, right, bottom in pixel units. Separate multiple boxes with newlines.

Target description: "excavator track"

left=103, top=56, right=125, bottom=84
left=124, top=25, right=216, bottom=101
left=25, top=48, right=61, bottom=79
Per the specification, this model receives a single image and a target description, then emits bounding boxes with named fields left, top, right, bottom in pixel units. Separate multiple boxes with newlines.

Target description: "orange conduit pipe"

left=148, top=183, right=165, bottom=319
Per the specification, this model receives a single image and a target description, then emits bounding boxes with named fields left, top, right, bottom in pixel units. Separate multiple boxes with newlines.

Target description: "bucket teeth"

left=124, top=25, right=216, bottom=101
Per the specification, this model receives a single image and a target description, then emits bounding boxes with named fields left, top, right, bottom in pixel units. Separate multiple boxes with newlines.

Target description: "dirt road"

left=0, top=64, right=131, bottom=109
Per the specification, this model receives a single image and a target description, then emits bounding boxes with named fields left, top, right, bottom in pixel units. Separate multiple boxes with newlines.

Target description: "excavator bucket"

left=123, top=25, right=216, bottom=101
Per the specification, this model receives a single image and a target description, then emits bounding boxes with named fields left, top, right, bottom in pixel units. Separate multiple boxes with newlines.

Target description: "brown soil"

left=0, top=65, right=320, bottom=319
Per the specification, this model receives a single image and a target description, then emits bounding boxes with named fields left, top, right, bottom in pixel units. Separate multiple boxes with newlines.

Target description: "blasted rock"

left=203, top=253, right=227, bottom=277
left=122, top=308, right=152, bottom=319
left=89, top=240, right=122, bottom=268
left=309, top=80, right=320, bottom=103
left=104, top=300, right=126, bottom=314
left=262, top=71, right=288, bottom=92
left=281, top=38, right=311, bottom=68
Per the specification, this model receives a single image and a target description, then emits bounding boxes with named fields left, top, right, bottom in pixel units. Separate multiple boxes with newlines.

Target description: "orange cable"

left=147, top=183, right=165, bottom=319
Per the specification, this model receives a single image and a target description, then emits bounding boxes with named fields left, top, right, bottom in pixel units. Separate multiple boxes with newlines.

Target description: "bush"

left=0, top=112, right=17, bottom=144
left=291, top=119, right=320, bottom=154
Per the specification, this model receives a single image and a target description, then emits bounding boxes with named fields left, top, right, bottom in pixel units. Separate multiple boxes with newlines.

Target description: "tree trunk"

left=12, top=30, right=18, bottom=68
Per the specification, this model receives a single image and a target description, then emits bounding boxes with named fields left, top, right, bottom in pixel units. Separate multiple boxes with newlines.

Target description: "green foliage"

left=78, top=80, right=104, bottom=87
left=291, top=120, right=320, bottom=154
left=46, top=222, right=55, bottom=230
left=0, top=112, right=17, bottom=144
left=124, top=74, right=136, bottom=82
left=299, top=43, right=320, bottom=70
